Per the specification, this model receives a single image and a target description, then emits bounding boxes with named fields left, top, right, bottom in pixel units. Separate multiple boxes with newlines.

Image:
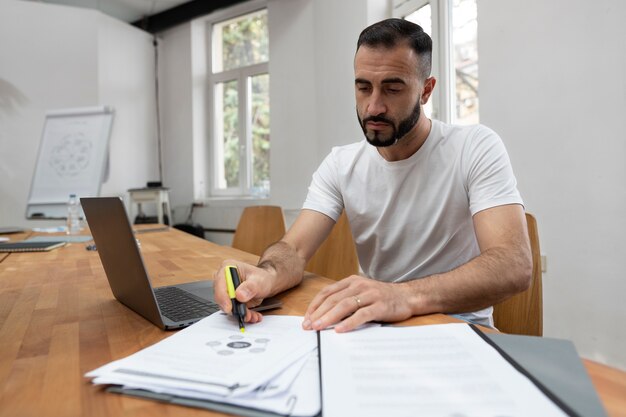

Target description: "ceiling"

left=23, top=0, right=190, bottom=23
left=22, top=0, right=248, bottom=32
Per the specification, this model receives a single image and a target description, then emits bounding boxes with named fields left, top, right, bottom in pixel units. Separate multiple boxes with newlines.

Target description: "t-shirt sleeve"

left=463, top=126, right=524, bottom=215
left=302, top=151, right=344, bottom=222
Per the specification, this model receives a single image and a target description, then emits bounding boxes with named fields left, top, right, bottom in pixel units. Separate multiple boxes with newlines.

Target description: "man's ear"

left=420, top=77, right=437, bottom=104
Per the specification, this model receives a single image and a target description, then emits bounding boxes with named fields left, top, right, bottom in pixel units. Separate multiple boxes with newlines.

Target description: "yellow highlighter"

left=225, top=265, right=247, bottom=333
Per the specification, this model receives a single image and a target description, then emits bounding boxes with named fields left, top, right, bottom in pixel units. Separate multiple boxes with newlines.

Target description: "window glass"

left=250, top=73, right=270, bottom=197
left=213, top=10, right=269, bottom=73
left=209, top=8, right=270, bottom=197
left=405, top=4, right=433, bottom=118
left=405, top=4, right=432, bottom=35
left=401, top=0, right=479, bottom=124
left=452, top=0, right=479, bottom=124
left=215, top=80, right=239, bottom=190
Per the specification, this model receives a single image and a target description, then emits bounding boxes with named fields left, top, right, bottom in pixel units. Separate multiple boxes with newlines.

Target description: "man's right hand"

left=212, top=210, right=335, bottom=324
left=213, top=260, right=275, bottom=324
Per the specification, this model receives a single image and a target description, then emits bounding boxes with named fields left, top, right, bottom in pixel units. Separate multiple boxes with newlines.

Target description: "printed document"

left=320, top=323, right=569, bottom=417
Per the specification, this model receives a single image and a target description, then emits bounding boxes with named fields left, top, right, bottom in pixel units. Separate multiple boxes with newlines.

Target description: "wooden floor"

left=0, top=226, right=624, bottom=417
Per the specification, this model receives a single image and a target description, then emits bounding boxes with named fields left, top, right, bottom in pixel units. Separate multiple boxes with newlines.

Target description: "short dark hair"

left=356, top=18, right=432, bottom=80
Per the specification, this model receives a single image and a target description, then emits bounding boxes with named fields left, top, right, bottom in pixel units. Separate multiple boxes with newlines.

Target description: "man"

left=214, top=18, right=531, bottom=332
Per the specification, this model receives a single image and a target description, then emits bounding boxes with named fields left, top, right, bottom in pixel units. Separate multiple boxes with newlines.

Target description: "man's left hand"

left=301, top=275, right=414, bottom=332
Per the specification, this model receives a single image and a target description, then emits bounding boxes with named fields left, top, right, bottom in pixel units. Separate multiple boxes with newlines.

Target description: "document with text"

left=320, top=323, right=570, bottom=417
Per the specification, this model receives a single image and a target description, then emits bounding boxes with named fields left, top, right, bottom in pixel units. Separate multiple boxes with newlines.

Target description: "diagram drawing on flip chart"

left=26, top=106, right=114, bottom=219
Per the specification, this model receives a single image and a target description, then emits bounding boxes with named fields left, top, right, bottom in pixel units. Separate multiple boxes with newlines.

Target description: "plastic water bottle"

left=67, top=194, right=82, bottom=235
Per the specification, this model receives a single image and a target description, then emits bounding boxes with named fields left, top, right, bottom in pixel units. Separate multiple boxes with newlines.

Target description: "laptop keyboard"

left=154, top=286, right=220, bottom=322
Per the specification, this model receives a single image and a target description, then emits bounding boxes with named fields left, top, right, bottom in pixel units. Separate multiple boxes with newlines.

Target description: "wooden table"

left=0, top=229, right=33, bottom=264
left=0, top=227, right=624, bottom=417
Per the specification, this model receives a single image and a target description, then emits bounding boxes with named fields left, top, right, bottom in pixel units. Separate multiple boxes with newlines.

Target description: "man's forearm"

left=405, top=244, right=532, bottom=316
left=257, top=240, right=307, bottom=296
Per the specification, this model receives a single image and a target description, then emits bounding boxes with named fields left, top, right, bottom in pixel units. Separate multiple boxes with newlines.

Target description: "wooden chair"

left=306, top=211, right=359, bottom=280
left=232, top=206, right=286, bottom=256
left=493, top=212, right=543, bottom=336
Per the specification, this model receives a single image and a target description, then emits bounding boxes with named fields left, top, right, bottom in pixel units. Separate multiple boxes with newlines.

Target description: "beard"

left=358, top=99, right=422, bottom=148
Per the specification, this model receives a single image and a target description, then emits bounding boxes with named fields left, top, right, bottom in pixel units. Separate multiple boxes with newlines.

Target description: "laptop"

left=81, top=197, right=282, bottom=330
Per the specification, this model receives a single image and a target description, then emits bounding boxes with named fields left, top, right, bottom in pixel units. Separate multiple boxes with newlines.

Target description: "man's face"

left=354, top=45, right=424, bottom=147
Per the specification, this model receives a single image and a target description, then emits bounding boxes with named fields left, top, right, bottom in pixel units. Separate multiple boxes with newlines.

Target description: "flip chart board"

left=26, top=106, right=114, bottom=219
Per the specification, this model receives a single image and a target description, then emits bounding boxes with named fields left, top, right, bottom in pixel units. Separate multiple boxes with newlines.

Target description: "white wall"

left=0, top=0, right=157, bottom=228
left=270, top=0, right=388, bottom=208
left=312, top=0, right=387, bottom=157
left=478, top=0, right=626, bottom=369
left=158, top=0, right=387, bottom=245
left=158, top=22, right=196, bottom=224
left=98, top=15, right=159, bottom=196
left=267, top=0, right=319, bottom=212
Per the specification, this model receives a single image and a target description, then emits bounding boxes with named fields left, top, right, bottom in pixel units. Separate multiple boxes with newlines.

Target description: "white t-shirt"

left=302, top=119, right=523, bottom=326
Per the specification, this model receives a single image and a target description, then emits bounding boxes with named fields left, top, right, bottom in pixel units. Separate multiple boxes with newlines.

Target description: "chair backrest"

left=306, top=211, right=359, bottom=280
left=232, top=206, right=286, bottom=256
left=493, top=212, right=543, bottom=336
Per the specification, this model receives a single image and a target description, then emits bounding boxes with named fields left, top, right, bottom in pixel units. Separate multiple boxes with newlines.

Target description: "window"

left=394, top=0, right=479, bottom=124
left=209, top=8, right=270, bottom=198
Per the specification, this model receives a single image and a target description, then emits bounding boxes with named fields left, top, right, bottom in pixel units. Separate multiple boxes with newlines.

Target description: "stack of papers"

left=88, top=316, right=596, bottom=417
left=86, top=314, right=321, bottom=417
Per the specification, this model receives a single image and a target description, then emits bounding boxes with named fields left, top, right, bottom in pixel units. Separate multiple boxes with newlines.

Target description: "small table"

left=127, top=187, right=172, bottom=225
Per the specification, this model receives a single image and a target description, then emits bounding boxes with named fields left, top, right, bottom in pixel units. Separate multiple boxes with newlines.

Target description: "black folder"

left=484, top=332, right=607, bottom=417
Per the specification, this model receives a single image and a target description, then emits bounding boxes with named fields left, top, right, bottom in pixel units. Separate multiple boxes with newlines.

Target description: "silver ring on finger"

left=353, top=295, right=361, bottom=309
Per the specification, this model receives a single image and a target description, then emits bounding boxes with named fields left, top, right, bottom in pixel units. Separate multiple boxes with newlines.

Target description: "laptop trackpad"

left=174, top=280, right=282, bottom=312
left=175, top=280, right=214, bottom=300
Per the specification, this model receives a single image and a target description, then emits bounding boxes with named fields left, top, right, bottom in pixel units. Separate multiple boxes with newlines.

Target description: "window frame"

left=204, top=1, right=269, bottom=199
left=393, top=0, right=455, bottom=123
